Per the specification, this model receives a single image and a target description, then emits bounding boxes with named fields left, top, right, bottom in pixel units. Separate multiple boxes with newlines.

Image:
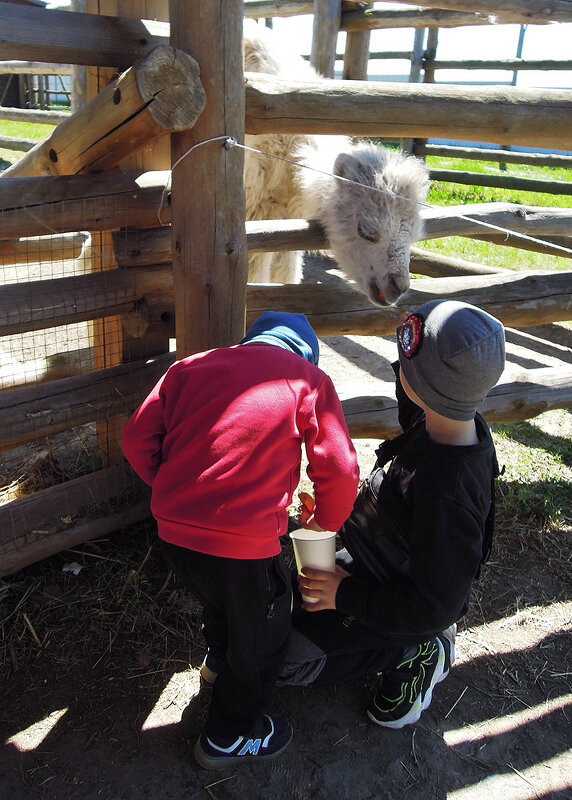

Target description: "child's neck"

left=424, top=409, right=479, bottom=446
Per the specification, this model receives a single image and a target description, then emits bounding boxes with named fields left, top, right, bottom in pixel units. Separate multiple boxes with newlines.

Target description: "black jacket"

left=336, top=363, right=498, bottom=639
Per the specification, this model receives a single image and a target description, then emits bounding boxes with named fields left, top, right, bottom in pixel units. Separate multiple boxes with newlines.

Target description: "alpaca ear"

left=333, top=152, right=360, bottom=180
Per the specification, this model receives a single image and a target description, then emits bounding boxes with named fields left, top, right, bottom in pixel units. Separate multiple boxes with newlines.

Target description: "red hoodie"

left=122, top=344, right=359, bottom=559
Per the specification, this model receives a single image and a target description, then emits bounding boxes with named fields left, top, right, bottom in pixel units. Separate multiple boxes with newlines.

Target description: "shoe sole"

left=367, top=638, right=448, bottom=730
left=194, top=730, right=292, bottom=769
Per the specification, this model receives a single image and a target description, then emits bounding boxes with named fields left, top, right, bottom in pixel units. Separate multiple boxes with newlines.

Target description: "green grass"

left=421, top=155, right=572, bottom=272
left=492, top=410, right=572, bottom=531
left=0, top=119, right=56, bottom=170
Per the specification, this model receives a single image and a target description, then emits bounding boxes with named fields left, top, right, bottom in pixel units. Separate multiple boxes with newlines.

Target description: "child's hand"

left=298, top=491, right=324, bottom=531
left=298, top=565, right=349, bottom=611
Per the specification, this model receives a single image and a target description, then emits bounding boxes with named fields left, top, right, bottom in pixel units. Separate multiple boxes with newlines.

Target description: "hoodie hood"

left=240, top=311, right=320, bottom=366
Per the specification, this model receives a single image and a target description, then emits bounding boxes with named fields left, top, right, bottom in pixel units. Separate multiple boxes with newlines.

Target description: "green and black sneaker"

left=367, top=630, right=454, bottom=729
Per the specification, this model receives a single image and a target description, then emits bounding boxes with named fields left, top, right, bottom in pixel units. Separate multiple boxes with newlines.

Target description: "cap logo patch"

left=398, top=314, right=423, bottom=358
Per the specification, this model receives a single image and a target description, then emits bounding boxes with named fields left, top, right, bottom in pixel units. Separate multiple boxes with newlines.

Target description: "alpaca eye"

left=357, top=221, right=379, bottom=244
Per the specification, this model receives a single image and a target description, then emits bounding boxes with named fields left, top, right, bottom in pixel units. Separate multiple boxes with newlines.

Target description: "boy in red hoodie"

left=122, top=311, right=359, bottom=768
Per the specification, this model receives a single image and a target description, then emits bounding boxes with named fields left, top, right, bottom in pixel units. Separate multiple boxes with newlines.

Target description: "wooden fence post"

left=311, top=0, right=341, bottom=77
left=342, top=2, right=372, bottom=80
left=169, top=0, right=248, bottom=356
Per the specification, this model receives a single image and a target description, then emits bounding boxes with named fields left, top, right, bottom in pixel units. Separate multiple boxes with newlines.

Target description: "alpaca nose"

left=384, top=272, right=410, bottom=303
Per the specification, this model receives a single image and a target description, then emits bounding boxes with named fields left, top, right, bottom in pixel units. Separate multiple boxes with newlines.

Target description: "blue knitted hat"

left=241, top=311, right=320, bottom=366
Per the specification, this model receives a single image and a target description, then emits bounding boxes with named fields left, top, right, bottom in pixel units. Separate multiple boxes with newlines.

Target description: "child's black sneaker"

left=194, top=714, right=293, bottom=769
left=367, top=635, right=450, bottom=729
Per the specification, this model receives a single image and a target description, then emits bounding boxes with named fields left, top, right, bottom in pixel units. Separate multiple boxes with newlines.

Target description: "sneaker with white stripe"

left=194, top=714, right=293, bottom=769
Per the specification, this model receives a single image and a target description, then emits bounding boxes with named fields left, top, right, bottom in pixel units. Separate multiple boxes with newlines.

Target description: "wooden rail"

left=244, top=74, right=572, bottom=150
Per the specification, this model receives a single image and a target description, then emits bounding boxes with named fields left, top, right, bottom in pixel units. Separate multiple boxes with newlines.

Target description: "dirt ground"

left=1, top=258, right=572, bottom=799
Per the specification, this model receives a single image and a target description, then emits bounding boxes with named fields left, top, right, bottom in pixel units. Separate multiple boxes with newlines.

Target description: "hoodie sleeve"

left=121, top=372, right=168, bottom=486
left=303, top=374, right=359, bottom=532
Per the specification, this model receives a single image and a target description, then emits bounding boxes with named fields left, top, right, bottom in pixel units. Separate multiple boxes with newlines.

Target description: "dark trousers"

left=160, top=540, right=292, bottom=738
left=280, top=549, right=423, bottom=686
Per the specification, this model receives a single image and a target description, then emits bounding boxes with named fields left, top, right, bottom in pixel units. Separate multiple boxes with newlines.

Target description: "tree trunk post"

left=169, top=1, right=247, bottom=357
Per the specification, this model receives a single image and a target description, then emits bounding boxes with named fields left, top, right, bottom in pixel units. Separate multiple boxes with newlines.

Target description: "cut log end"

left=136, top=45, right=207, bottom=131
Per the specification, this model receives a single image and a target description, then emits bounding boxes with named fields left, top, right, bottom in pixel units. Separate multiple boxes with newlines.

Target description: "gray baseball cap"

left=396, top=299, right=505, bottom=421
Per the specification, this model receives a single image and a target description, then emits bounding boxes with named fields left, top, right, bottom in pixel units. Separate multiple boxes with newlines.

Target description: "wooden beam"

left=244, top=74, right=572, bottom=150
left=384, top=1, right=572, bottom=25
left=0, top=106, right=68, bottom=125
left=421, top=203, right=572, bottom=243
left=169, top=1, right=248, bottom=356
left=311, top=0, right=341, bottom=78
left=2, top=46, right=205, bottom=178
left=0, top=465, right=151, bottom=578
left=0, top=2, right=168, bottom=68
left=0, top=171, right=170, bottom=239
left=414, top=143, right=572, bottom=169
left=245, top=271, right=572, bottom=333
left=0, top=265, right=172, bottom=336
left=409, top=247, right=505, bottom=278
left=0, top=61, right=72, bottom=75
left=244, top=1, right=314, bottom=17
left=0, top=232, right=85, bottom=265
left=0, top=352, right=174, bottom=452
left=342, top=365, right=572, bottom=438
left=428, top=168, right=572, bottom=196
left=112, top=204, right=572, bottom=265
left=429, top=59, right=572, bottom=72
left=340, top=7, right=522, bottom=31
left=342, top=3, right=372, bottom=81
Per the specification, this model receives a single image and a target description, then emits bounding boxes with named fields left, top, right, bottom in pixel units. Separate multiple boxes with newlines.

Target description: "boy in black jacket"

left=281, top=299, right=505, bottom=729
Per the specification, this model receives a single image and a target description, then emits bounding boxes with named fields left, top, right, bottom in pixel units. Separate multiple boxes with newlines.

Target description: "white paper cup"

left=289, top=528, right=337, bottom=604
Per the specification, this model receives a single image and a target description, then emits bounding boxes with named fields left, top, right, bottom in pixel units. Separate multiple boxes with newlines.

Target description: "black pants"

left=160, top=540, right=292, bottom=738
left=279, top=549, right=424, bottom=686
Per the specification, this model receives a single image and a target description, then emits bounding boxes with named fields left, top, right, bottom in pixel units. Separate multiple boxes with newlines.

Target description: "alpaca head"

left=320, top=145, right=430, bottom=306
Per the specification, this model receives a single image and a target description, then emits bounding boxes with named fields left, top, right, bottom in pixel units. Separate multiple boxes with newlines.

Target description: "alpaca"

left=243, top=20, right=430, bottom=306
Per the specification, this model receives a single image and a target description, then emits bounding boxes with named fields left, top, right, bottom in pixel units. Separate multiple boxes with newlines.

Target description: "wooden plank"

left=409, top=247, right=505, bottom=278
left=342, top=365, right=572, bottom=438
left=244, top=1, right=314, bottom=16
left=421, top=203, right=572, bottom=240
left=0, top=61, right=72, bottom=75
left=0, top=352, right=174, bottom=452
left=340, top=7, right=526, bottom=31
left=311, top=0, right=341, bottom=78
left=245, top=271, right=572, bottom=334
left=0, top=265, right=172, bottom=335
left=244, top=74, right=572, bottom=150
left=0, top=107, right=68, bottom=125
left=0, top=2, right=168, bottom=68
left=385, top=1, right=572, bottom=25
left=114, top=204, right=572, bottom=267
left=429, top=59, right=572, bottom=72
left=414, top=143, right=572, bottom=169
left=342, top=2, right=372, bottom=81
left=170, top=1, right=248, bottom=356
left=2, top=46, right=205, bottom=178
left=0, top=233, right=85, bottom=265
left=429, top=168, right=572, bottom=196
left=0, top=171, right=170, bottom=239
left=0, top=135, right=36, bottom=153
left=0, top=464, right=151, bottom=577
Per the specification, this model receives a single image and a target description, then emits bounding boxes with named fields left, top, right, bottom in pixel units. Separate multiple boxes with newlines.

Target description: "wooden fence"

left=0, top=0, right=571, bottom=576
